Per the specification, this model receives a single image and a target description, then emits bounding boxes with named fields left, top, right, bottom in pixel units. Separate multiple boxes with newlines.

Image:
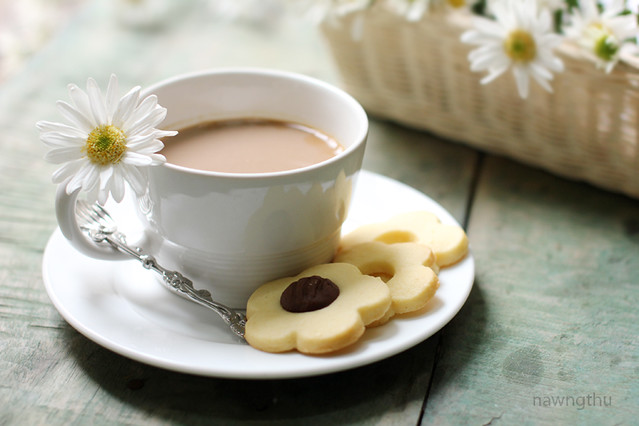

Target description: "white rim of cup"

left=142, top=68, right=369, bottom=180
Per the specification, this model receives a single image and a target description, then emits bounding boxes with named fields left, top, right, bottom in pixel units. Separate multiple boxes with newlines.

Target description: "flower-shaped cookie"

left=335, top=242, right=440, bottom=324
left=245, top=263, right=391, bottom=354
left=340, top=211, right=468, bottom=267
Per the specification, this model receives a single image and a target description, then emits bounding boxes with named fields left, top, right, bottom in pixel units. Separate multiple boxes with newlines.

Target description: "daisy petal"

left=122, top=151, right=155, bottom=166
left=67, top=84, right=94, bottom=127
left=85, top=184, right=100, bottom=205
left=121, top=164, right=147, bottom=195
left=470, top=49, right=508, bottom=72
left=469, top=43, right=502, bottom=62
left=87, top=77, right=108, bottom=126
left=136, top=142, right=165, bottom=156
left=99, top=167, right=114, bottom=190
left=148, top=153, right=166, bottom=165
left=83, top=166, right=100, bottom=193
left=105, top=74, right=120, bottom=124
left=40, top=132, right=86, bottom=148
left=56, top=100, right=94, bottom=133
left=122, top=95, right=158, bottom=130
left=462, top=29, right=504, bottom=45
left=125, top=133, right=156, bottom=147
left=127, top=139, right=164, bottom=154
left=45, top=146, right=85, bottom=164
left=97, top=187, right=109, bottom=206
left=406, top=0, right=427, bottom=21
left=548, top=54, right=566, bottom=69
left=36, top=120, right=87, bottom=138
left=135, top=94, right=159, bottom=117
left=110, top=169, right=126, bottom=203
left=112, top=86, right=141, bottom=128
left=512, top=66, right=531, bottom=99
left=96, top=169, right=113, bottom=205
left=529, top=62, right=554, bottom=81
left=530, top=70, right=553, bottom=92
left=52, top=159, right=84, bottom=184
left=473, top=18, right=506, bottom=38
left=480, top=65, right=509, bottom=84
left=66, top=163, right=95, bottom=195
left=126, top=107, right=168, bottom=136
left=147, top=129, right=177, bottom=139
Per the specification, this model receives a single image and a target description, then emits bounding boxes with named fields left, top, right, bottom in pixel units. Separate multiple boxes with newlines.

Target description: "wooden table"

left=1, top=1, right=637, bottom=424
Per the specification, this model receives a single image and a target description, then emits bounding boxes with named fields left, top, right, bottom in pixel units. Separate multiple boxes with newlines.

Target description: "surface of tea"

left=161, top=119, right=344, bottom=173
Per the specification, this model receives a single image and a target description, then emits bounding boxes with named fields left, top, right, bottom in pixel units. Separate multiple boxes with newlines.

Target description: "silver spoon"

left=75, top=200, right=246, bottom=340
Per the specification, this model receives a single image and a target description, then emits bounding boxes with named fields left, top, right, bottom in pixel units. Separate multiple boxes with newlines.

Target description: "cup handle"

left=55, top=182, right=129, bottom=261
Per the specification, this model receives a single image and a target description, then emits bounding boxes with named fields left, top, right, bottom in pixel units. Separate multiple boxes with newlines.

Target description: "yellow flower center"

left=85, top=125, right=127, bottom=165
left=447, top=0, right=466, bottom=7
left=504, top=30, right=537, bottom=63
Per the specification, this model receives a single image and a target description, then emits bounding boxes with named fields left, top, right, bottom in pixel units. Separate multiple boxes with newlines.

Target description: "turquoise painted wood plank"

left=424, top=155, right=639, bottom=425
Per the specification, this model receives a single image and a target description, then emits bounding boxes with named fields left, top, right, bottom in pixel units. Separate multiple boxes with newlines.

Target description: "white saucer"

left=42, top=170, right=474, bottom=379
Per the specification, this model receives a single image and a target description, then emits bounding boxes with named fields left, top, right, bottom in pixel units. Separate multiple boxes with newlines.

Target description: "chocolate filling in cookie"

left=280, top=275, right=340, bottom=313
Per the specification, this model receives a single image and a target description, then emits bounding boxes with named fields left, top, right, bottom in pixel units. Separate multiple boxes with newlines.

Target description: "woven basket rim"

left=322, top=7, right=639, bottom=74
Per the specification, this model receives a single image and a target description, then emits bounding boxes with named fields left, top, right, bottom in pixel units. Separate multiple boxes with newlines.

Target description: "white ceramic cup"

left=55, top=69, right=368, bottom=308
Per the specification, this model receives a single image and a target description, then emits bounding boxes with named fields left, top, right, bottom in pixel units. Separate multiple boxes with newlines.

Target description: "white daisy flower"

left=310, top=0, right=372, bottom=40
left=461, top=0, right=564, bottom=98
left=563, top=0, right=638, bottom=72
left=383, top=0, right=432, bottom=21
left=310, top=0, right=371, bottom=24
left=37, top=74, right=177, bottom=205
left=486, top=0, right=565, bottom=15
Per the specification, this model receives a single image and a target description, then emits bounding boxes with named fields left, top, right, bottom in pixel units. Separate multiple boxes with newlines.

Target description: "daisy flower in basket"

left=563, top=0, right=638, bottom=72
left=461, top=0, right=638, bottom=96
left=37, top=74, right=176, bottom=205
left=461, top=0, right=564, bottom=98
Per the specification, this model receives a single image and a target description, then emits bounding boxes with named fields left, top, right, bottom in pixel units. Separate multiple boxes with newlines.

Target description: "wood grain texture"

left=425, top=156, right=639, bottom=424
left=1, top=0, right=638, bottom=424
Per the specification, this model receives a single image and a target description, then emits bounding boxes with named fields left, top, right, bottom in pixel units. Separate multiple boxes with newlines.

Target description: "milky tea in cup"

left=56, top=69, right=368, bottom=308
left=160, top=118, right=344, bottom=174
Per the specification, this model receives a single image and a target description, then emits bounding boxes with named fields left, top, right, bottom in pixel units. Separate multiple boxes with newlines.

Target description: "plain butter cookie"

left=340, top=211, right=468, bottom=267
left=335, top=242, right=440, bottom=323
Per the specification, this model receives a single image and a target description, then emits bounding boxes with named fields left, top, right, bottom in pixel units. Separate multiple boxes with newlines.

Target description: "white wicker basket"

left=321, top=9, right=639, bottom=199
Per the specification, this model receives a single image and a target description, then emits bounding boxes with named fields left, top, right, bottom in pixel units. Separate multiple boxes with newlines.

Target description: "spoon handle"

left=89, top=229, right=247, bottom=340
